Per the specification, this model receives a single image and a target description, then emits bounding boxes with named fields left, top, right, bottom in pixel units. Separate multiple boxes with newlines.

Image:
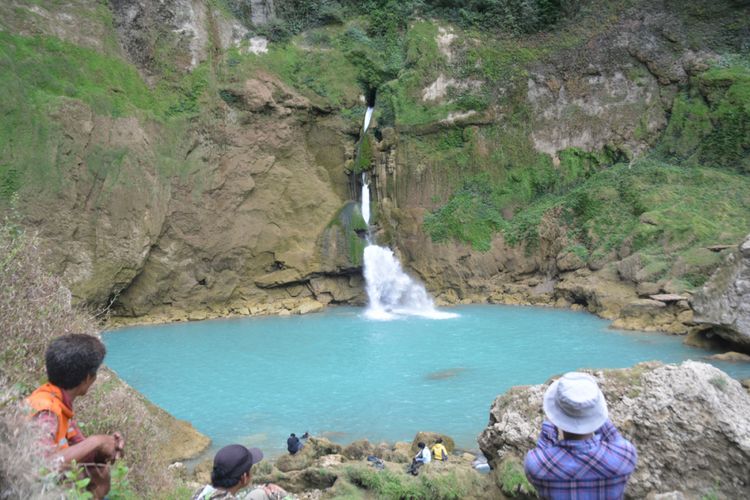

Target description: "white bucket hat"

left=543, top=372, right=608, bottom=434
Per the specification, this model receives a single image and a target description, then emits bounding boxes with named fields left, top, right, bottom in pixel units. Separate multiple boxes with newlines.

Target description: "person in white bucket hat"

left=524, top=372, right=637, bottom=500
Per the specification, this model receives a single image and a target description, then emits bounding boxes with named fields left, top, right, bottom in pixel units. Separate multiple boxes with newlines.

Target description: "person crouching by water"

left=193, top=444, right=294, bottom=499
left=406, top=442, right=431, bottom=475
left=25, top=334, right=125, bottom=500
left=524, top=372, right=638, bottom=500
left=286, top=432, right=308, bottom=455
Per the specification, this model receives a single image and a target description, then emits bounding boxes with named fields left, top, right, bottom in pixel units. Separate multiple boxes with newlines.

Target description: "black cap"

left=212, top=445, right=264, bottom=488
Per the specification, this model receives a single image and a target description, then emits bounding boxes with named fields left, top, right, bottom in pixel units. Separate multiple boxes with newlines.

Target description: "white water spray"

left=363, top=246, right=457, bottom=320
left=361, top=173, right=370, bottom=225
left=363, top=106, right=374, bottom=132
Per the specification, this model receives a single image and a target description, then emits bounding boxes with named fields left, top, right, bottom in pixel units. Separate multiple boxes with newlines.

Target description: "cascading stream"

left=361, top=173, right=370, bottom=226
left=358, top=106, right=456, bottom=320
left=363, top=106, right=374, bottom=133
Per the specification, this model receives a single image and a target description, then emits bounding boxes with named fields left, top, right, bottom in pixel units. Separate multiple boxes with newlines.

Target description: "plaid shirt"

left=524, top=420, right=637, bottom=500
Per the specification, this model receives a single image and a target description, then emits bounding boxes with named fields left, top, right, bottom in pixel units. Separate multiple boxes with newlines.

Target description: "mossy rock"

left=301, top=468, right=338, bottom=490
left=275, top=451, right=314, bottom=473
left=491, top=457, right=535, bottom=498
left=342, top=439, right=374, bottom=460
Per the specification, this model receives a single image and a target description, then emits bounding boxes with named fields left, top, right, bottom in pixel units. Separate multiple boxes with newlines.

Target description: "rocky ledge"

left=478, top=361, right=750, bottom=499
left=692, top=233, right=750, bottom=349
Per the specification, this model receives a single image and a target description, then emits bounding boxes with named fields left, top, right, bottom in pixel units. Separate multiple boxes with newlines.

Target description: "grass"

left=0, top=31, right=213, bottom=198
left=425, top=156, right=750, bottom=282
left=658, top=55, right=750, bottom=172
left=343, top=464, right=492, bottom=500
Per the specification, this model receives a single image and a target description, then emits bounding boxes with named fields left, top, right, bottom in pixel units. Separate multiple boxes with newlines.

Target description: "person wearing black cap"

left=192, top=444, right=292, bottom=499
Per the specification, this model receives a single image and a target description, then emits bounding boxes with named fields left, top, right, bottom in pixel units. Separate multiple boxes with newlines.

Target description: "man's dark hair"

left=418, top=442, right=425, bottom=448
left=436, top=438, right=443, bottom=444
left=45, top=334, right=106, bottom=389
left=290, top=433, right=296, bottom=437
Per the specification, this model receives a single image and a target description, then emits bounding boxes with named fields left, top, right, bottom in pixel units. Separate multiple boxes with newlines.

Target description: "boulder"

left=692, top=234, right=750, bottom=348
left=478, top=361, right=750, bottom=498
left=708, top=352, right=750, bottom=362
left=342, top=439, right=374, bottom=460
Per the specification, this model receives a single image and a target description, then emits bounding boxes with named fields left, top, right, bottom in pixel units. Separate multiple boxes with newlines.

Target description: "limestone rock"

left=637, top=282, right=662, bottom=297
left=478, top=361, right=750, bottom=498
left=250, top=0, right=275, bottom=26
left=556, top=250, right=586, bottom=272
left=692, top=234, right=750, bottom=348
left=110, top=0, right=247, bottom=74
left=708, top=352, right=750, bottom=362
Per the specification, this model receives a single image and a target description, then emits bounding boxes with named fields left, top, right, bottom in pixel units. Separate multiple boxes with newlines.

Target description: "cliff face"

left=692, top=234, right=750, bottom=347
left=478, top=361, right=750, bottom=498
left=370, top=1, right=750, bottom=333
left=2, top=0, right=748, bottom=324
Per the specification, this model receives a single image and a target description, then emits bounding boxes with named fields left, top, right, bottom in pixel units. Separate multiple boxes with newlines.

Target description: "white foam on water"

left=363, top=245, right=458, bottom=321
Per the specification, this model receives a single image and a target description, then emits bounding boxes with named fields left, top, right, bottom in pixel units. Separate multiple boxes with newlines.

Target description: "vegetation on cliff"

left=0, top=210, right=193, bottom=498
left=422, top=54, right=750, bottom=291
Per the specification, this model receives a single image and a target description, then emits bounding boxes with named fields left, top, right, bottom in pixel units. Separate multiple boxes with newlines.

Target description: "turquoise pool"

left=103, top=305, right=750, bottom=456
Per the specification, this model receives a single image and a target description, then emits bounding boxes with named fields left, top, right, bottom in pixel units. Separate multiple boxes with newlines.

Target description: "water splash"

left=361, top=173, right=370, bottom=225
left=363, top=245, right=458, bottom=320
left=363, top=106, right=374, bottom=132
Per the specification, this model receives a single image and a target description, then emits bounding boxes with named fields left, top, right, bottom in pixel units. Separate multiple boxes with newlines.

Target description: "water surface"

left=103, top=305, right=750, bottom=456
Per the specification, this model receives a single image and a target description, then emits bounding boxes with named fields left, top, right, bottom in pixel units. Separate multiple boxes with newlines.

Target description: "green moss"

left=424, top=173, right=505, bottom=251
left=659, top=58, right=750, bottom=172
left=497, top=459, right=535, bottom=497
left=0, top=31, right=212, bottom=198
left=354, top=134, right=374, bottom=173
left=659, top=91, right=713, bottom=161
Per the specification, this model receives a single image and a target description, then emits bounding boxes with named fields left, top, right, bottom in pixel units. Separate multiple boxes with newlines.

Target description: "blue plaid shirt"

left=524, top=420, right=637, bottom=500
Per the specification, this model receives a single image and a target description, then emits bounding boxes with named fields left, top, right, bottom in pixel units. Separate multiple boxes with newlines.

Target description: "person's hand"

left=112, top=432, right=125, bottom=461
left=94, top=434, right=118, bottom=463
left=262, top=483, right=287, bottom=495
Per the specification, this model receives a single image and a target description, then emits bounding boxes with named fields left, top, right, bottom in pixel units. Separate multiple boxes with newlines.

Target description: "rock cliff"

left=477, top=361, right=750, bottom=498
left=2, top=0, right=748, bottom=328
left=692, top=234, right=750, bottom=348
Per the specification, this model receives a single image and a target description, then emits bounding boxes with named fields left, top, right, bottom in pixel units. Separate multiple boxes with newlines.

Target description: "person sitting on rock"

left=430, top=438, right=448, bottom=462
left=524, top=372, right=638, bottom=500
left=25, top=334, right=125, bottom=500
left=407, top=441, right=431, bottom=475
left=193, top=444, right=293, bottom=500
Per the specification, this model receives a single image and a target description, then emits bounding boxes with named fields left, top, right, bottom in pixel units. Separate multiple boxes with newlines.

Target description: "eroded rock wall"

left=692, top=234, right=750, bottom=347
left=478, top=361, right=750, bottom=498
left=115, top=74, right=362, bottom=320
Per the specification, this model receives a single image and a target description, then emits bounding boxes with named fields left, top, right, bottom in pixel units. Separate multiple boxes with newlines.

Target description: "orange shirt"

left=26, top=383, right=84, bottom=449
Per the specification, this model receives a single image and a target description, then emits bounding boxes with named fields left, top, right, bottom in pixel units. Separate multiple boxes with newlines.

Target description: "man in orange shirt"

left=26, top=334, right=125, bottom=499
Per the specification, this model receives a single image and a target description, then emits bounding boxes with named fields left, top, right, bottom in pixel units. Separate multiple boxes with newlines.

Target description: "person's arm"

left=596, top=419, right=623, bottom=442
left=58, top=434, right=118, bottom=465
left=535, top=420, right=559, bottom=449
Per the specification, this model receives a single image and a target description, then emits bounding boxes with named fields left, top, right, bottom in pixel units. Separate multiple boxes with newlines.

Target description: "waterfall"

left=361, top=174, right=370, bottom=225
left=356, top=105, right=455, bottom=320
left=363, top=106, right=374, bottom=133
left=363, top=246, right=457, bottom=320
